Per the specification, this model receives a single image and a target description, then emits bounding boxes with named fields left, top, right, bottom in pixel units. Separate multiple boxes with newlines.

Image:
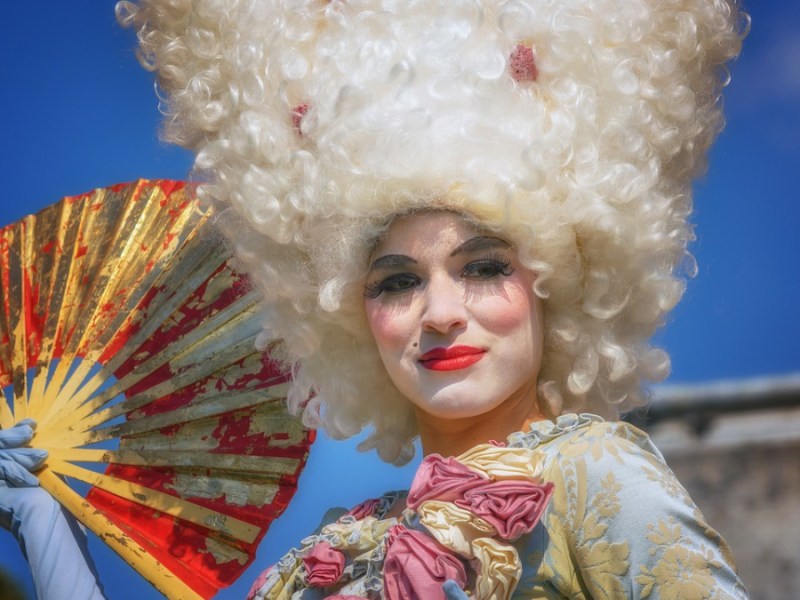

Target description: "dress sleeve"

left=543, top=421, right=748, bottom=600
left=0, top=483, right=107, bottom=600
left=246, top=506, right=348, bottom=600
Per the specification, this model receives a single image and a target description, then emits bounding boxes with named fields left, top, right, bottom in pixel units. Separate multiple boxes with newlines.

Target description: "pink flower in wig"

left=303, top=541, right=346, bottom=587
left=291, top=103, right=310, bottom=134
left=383, top=525, right=467, bottom=600
left=407, top=454, right=486, bottom=510
left=509, top=44, right=538, bottom=82
left=455, top=480, right=554, bottom=540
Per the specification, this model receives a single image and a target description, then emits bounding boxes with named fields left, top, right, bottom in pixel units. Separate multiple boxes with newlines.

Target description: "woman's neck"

left=414, top=391, right=547, bottom=457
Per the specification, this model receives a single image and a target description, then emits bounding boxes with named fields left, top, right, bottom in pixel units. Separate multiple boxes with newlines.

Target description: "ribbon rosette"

left=407, top=454, right=485, bottom=507
left=454, top=479, right=554, bottom=541
left=383, top=524, right=468, bottom=600
left=302, top=541, right=346, bottom=587
left=457, top=444, right=546, bottom=480
left=408, top=444, right=553, bottom=600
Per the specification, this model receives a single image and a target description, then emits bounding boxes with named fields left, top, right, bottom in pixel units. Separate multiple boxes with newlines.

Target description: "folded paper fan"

left=0, top=180, right=314, bottom=599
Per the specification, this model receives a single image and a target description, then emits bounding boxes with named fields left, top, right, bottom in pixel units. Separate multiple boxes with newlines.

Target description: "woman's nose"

left=420, top=274, right=467, bottom=334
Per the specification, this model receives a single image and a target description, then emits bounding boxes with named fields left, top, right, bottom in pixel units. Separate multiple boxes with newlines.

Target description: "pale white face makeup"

left=363, top=212, right=543, bottom=433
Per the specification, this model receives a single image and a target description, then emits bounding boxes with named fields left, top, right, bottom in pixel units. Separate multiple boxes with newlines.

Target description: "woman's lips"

left=418, top=345, right=486, bottom=371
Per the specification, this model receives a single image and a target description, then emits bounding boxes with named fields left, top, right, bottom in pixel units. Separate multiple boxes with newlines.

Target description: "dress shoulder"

left=513, top=414, right=748, bottom=599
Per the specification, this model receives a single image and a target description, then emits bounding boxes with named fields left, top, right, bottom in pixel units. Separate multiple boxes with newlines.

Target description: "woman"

left=4, top=0, right=747, bottom=598
left=116, top=0, right=749, bottom=597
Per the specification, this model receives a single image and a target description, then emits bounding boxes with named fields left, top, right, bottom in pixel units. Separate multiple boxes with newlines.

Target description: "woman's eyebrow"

left=368, top=254, right=417, bottom=272
left=450, top=236, right=511, bottom=256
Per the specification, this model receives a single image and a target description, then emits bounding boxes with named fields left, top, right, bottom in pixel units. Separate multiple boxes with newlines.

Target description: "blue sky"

left=1, top=2, right=798, bottom=598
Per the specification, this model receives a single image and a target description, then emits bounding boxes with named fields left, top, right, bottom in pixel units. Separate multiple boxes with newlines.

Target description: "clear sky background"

left=1, top=1, right=798, bottom=598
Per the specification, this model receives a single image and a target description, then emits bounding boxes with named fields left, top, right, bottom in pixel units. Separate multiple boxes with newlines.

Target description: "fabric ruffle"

left=410, top=443, right=553, bottom=599
left=247, top=419, right=602, bottom=600
left=506, top=413, right=600, bottom=450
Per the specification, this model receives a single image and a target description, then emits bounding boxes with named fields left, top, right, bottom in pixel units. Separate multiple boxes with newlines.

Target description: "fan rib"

left=5, top=219, right=30, bottom=421
left=25, top=201, right=80, bottom=418
left=95, top=385, right=290, bottom=442
left=46, top=447, right=301, bottom=478
left=0, top=395, right=13, bottom=429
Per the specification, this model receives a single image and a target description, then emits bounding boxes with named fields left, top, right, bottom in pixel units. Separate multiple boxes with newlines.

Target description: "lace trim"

left=506, top=413, right=602, bottom=450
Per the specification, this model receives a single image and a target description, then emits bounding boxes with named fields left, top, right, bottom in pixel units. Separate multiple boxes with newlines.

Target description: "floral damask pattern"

left=636, top=519, right=721, bottom=599
left=509, top=415, right=748, bottom=599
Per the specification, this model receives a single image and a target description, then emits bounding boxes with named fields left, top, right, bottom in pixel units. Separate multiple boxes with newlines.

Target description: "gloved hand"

left=0, top=418, right=48, bottom=487
left=442, top=579, right=470, bottom=600
left=0, top=419, right=106, bottom=599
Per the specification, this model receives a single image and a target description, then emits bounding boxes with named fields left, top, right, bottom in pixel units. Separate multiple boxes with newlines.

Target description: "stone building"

left=628, top=374, right=800, bottom=600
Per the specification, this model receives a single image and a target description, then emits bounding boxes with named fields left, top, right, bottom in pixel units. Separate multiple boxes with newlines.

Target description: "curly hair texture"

left=118, top=0, right=746, bottom=464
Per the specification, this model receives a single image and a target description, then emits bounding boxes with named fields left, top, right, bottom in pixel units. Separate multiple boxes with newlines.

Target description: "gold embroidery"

left=636, top=518, right=722, bottom=600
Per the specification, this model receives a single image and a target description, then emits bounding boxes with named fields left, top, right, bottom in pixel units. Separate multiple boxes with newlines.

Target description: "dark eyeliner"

left=463, top=252, right=514, bottom=278
left=364, top=273, right=421, bottom=298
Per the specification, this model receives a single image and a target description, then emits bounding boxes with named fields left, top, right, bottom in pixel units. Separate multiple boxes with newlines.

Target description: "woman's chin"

left=409, top=386, right=504, bottom=422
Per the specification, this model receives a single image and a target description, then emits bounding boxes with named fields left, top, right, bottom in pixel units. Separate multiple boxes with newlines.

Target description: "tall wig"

left=119, top=0, right=746, bottom=464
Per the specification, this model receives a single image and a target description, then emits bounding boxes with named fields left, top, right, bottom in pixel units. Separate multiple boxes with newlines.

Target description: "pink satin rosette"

left=408, top=453, right=553, bottom=541
left=404, top=448, right=554, bottom=599
left=383, top=524, right=468, bottom=600
left=302, top=541, right=346, bottom=587
left=407, top=454, right=486, bottom=509
left=454, top=479, right=554, bottom=540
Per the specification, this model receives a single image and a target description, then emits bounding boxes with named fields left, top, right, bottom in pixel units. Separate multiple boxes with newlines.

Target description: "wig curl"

left=119, top=0, right=746, bottom=464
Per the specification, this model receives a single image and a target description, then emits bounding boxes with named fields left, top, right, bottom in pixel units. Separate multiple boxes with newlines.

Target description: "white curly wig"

left=118, top=0, right=746, bottom=464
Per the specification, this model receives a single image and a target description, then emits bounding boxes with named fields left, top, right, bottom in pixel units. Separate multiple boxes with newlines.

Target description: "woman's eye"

left=462, top=259, right=514, bottom=279
left=364, top=273, right=421, bottom=298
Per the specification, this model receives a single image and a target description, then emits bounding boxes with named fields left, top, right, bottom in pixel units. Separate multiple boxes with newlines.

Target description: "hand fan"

left=0, top=180, right=314, bottom=599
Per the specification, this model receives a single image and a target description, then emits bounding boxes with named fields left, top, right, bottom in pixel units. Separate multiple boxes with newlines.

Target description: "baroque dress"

left=249, top=414, right=747, bottom=599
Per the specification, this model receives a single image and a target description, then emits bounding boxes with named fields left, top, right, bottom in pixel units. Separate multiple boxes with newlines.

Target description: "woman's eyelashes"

left=461, top=253, right=514, bottom=279
left=364, top=254, right=514, bottom=299
left=364, top=272, right=421, bottom=298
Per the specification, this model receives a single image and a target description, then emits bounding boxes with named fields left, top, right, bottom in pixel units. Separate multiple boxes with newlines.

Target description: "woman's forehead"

left=371, top=211, right=489, bottom=255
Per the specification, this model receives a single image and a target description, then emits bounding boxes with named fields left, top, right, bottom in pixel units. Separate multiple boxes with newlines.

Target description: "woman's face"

left=364, top=211, right=543, bottom=426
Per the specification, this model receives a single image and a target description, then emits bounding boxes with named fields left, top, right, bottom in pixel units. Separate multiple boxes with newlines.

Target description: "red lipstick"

left=418, top=345, right=485, bottom=371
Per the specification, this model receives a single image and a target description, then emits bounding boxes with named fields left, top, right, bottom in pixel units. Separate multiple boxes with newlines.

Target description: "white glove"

left=0, top=418, right=48, bottom=487
left=0, top=419, right=106, bottom=600
left=442, top=579, right=470, bottom=600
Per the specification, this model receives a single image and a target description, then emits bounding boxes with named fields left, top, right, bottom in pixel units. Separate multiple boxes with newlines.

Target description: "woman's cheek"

left=366, top=308, right=418, bottom=399
left=481, top=290, right=535, bottom=333
left=365, top=303, right=408, bottom=358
